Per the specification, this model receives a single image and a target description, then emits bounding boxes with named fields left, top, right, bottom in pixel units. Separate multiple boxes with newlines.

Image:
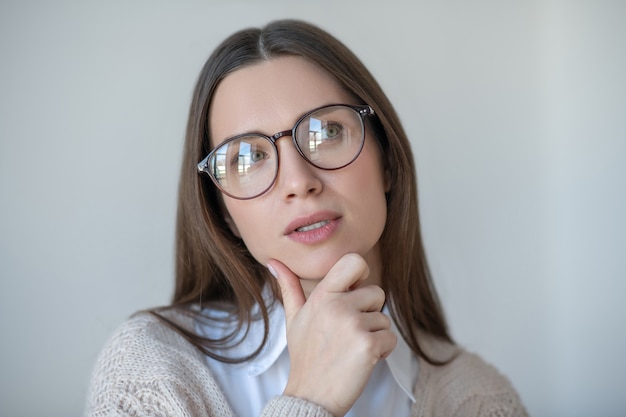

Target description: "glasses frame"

left=197, top=103, right=375, bottom=200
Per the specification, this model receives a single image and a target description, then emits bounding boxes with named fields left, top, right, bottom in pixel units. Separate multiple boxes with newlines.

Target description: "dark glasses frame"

left=197, top=103, right=375, bottom=200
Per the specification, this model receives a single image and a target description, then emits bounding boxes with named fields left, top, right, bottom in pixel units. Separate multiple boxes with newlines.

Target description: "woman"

left=86, top=19, right=527, bottom=417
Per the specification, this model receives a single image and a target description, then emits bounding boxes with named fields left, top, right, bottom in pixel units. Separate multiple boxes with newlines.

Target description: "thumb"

left=267, top=259, right=305, bottom=323
left=317, top=253, right=370, bottom=294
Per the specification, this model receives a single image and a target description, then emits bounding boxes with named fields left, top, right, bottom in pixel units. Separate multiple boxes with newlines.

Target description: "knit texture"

left=85, top=312, right=528, bottom=417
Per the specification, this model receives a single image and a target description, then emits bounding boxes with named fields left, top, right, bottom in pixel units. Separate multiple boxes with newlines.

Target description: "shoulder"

left=86, top=310, right=232, bottom=417
left=89, top=312, right=201, bottom=381
left=413, top=335, right=528, bottom=417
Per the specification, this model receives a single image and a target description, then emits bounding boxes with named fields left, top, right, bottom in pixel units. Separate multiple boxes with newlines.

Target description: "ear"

left=223, top=212, right=242, bottom=238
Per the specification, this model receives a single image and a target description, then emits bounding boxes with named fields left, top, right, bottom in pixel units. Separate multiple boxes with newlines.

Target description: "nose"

left=274, top=137, right=323, bottom=201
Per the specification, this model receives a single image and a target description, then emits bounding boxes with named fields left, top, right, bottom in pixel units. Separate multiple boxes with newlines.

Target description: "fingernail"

left=267, top=264, right=277, bottom=279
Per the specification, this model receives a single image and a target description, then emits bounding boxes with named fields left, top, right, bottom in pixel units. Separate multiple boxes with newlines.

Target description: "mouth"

left=295, top=220, right=331, bottom=232
left=284, top=211, right=342, bottom=235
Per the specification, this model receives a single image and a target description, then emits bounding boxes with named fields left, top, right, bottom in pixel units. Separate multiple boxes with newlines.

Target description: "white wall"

left=1, top=1, right=624, bottom=416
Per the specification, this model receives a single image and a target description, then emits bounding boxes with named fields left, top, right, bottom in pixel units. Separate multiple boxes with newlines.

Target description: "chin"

left=287, top=264, right=330, bottom=281
left=284, top=253, right=343, bottom=281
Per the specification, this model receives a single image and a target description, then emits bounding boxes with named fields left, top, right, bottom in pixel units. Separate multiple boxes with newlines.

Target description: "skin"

left=209, top=56, right=397, bottom=417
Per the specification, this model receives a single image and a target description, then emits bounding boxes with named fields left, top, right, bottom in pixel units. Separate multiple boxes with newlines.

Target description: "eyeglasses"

left=197, top=103, right=375, bottom=200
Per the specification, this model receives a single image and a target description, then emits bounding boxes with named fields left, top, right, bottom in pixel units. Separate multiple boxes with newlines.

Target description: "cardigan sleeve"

left=261, top=396, right=333, bottom=417
left=414, top=346, right=528, bottom=417
left=85, top=313, right=235, bottom=417
left=86, top=313, right=337, bottom=417
left=449, top=390, right=529, bottom=417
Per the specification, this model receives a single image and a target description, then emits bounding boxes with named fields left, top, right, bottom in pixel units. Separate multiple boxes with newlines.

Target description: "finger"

left=267, top=259, right=306, bottom=323
left=377, top=329, right=398, bottom=359
left=317, top=253, right=370, bottom=294
left=360, top=311, right=392, bottom=332
left=353, top=285, right=385, bottom=312
left=343, top=285, right=386, bottom=312
left=358, top=328, right=398, bottom=363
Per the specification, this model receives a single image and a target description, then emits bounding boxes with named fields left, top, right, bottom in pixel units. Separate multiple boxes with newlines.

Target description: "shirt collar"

left=384, top=304, right=418, bottom=402
left=197, top=287, right=417, bottom=402
left=196, top=285, right=287, bottom=375
left=246, top=293, right=417, bottom=402
left=242, top=288, right=287, bottom=376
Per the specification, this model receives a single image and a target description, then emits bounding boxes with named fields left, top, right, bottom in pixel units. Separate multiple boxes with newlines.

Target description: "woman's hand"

left=267, top=253, right=397, bottom=417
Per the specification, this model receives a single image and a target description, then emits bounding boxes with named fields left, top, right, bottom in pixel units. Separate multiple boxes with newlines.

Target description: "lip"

left=284, top=211, right=342, bottom=244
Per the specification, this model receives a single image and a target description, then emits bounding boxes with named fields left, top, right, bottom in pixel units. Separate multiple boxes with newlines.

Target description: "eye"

left=322, top=123, right=343, bottom=139
left=227, top=139, right=271, bottom=168
left=250, top=149, right=268, bottom=163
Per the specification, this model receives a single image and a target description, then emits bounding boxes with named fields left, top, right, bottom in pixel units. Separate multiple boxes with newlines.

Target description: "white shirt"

left=196, top=288, right=418, bottom=417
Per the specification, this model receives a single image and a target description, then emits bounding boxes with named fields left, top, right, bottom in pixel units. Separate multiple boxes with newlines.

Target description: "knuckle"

left=389, top=331, right=398, bottom=347
left=345, top=313, right=363, bottom=330
left=372, top=285, right=385, bottom=301
left=380, top=313, right=392, bottom=329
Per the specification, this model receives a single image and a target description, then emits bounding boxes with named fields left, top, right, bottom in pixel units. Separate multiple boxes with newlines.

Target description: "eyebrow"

left=210, top=102, right=340, bottom=148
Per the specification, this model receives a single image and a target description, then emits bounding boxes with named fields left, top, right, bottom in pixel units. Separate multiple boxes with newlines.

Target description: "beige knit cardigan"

left=86, top=311, right=528, bottom=417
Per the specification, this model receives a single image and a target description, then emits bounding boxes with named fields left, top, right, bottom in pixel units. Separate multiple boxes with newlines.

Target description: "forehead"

left=209, top=56, right=354, bottom=144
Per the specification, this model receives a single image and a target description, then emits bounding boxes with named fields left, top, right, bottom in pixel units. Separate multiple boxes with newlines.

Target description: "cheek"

left=353, top=147, right=388, bottom=197
left=354, top=151, right=389, bottom=227
left=222, top=206, right=242, bottom=238
left=223, top=202, right=273, bottom=262
left=336, top=153, right=388, bottom=230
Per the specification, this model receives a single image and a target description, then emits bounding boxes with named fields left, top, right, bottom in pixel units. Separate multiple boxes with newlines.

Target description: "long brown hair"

left=152, top=19, right=453, bottom=364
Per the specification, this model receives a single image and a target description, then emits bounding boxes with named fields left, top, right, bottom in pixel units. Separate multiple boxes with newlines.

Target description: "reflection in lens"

left=298, top=106, right=363, bottom=169
left=205, top=105, right=367, bottom=199
left=211, top=136, right=277, bottom=199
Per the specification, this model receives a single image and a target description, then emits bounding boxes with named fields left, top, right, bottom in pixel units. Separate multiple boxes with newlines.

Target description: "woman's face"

left=209, top=56, right=389, bottom=290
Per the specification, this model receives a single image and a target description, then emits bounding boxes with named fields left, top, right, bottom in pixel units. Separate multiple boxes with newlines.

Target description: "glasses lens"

left=209, top=135, right=277, bottom=199
left=295, top=105, right=365, bottom=169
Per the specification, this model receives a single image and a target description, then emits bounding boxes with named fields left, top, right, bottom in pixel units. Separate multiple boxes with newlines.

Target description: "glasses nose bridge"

left=269, top=128, right=296, bottom=143
left=269, top=127, right=303, bottom=158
